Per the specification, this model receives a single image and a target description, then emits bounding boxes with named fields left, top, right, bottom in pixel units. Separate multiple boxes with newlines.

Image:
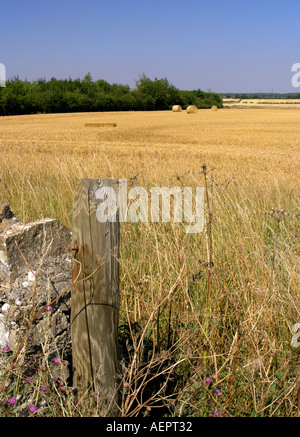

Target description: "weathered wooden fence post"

left=71, top=179, right=120, bottom=416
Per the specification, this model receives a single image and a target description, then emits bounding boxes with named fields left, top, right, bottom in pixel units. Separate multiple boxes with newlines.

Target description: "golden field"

left=0, top=108, right=299, bottom=224
left=0, top=108, right=299, bottom=417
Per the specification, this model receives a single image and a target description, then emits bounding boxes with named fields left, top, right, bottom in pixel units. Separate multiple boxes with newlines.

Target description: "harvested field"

left=0, top=108, right=299, bottom=417
left=223, top=98, right=300, bottom=108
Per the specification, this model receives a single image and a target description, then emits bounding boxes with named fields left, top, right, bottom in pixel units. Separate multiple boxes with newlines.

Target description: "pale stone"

left=0, top=217, right=72, bottom=287
left=0, top=203, right=72, bottom=372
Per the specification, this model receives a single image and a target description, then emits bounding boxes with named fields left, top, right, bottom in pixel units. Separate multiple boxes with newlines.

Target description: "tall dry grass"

left=0, top=109, right=299, bottom=416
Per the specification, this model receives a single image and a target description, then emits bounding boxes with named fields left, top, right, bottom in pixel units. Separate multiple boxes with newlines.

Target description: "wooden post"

left=71, top=179, right=120, bottom=415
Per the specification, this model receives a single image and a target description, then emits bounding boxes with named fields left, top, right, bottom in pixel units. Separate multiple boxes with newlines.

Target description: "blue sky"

left=1, top=0, right=300, bottom=92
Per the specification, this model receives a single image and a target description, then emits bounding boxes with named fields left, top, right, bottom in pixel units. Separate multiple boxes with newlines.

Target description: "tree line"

left=0, top=73, right=223, bottom=116
left=220, top=92, right=300, bottom=99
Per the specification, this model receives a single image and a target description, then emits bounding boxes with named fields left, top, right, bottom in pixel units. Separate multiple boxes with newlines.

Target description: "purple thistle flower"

left=215, top=388, right=221, bottom=395
left=214, top=410, right=221, bottom=417
left=2, top=346, right=10, bottom=352
left=205, top=377, right=212, bottom=385
left=28, top=405, right=37, bottom=414
left=8, top=397, right=17, bottom=405
left=41, top=385, right=48, bottom=392
left=45, top=306, right=53, bottom=312
left=52, top=357, right=60, bottom=364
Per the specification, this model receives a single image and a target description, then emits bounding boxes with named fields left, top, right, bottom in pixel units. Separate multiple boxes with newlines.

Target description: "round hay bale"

left=211, top=106, right=218, bottom=111
left=172, top=105, right=182, bottom=112
left=186, top=105, right=198, bottom=114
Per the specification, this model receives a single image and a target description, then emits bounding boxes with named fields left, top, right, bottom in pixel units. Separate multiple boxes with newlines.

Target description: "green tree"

left=135, top=74, right=182, bottom=110
left=0, top=73, right=223, bottom=115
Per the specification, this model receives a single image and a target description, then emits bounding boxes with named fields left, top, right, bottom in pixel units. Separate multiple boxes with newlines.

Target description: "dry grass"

left=0, top=108, right=299, bottom=417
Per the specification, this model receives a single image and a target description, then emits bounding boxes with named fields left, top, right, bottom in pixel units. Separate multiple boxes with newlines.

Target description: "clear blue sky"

left=1, top=0, right=300, bottom=93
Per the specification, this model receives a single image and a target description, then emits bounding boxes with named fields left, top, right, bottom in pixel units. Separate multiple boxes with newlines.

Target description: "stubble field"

left=0, top=108, right=299, bottom=417
left=223, top=98, right=300, bottom=108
